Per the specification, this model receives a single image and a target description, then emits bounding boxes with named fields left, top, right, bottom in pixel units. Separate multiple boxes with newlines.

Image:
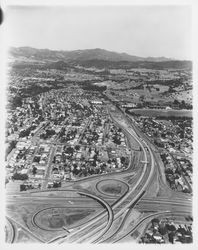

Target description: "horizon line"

left=9, top=45, right=192, bottom=61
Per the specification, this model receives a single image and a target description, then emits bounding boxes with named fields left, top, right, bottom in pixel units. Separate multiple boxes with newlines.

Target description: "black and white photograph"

left=1, top=0, right=197, bottom=246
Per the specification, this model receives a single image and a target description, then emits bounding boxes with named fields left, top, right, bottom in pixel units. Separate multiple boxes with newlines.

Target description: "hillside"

left=10, top=47, right=172, bottom=62
left=9, top=47, right=192, bottom=70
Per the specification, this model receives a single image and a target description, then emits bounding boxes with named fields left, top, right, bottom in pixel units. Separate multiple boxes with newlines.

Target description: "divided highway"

left=6, top=105, right=192, bottom=244
left=55, top=109, right=156, bottom=243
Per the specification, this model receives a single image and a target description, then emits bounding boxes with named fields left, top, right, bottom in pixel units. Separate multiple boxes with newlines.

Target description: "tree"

left=139, top=95, right=145, bottom=102
left=180, top=100, right=186, bottom=109
left=75, top=145, right=80, bottom=151
left=66, top=146, right=74, bottom=154
left=165, top=168, right=173, bottom=175
left=168, top=232, right=175, bottom=244
left=151, top=218, right=160, bottom=226
left=12, top=173, right=28, bottom=181
left=159, top=223, right=168, bottom=235
left=173, top=99, right=180, bottom=105
left=167, top=224, right=176, bottom=232
left=121, top=156, right=125, bottom=164
left=32, top=166, right=37, bottom=175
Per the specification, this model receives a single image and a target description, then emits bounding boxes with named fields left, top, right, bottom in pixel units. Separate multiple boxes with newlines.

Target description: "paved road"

left=6, top=103, right=192, bottom=244
left=76, top=106, right=192, bottom=244
left=55, top=107, right=155, bottom=243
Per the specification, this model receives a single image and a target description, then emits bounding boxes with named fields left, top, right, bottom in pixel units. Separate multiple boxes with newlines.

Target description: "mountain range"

left=10, top=47, right=174, bottom=62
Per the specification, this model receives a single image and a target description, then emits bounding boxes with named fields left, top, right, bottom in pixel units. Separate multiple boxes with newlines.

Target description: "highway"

left=96, top=107, right=192, bottom=243
left=135, top=198, right=192, bottom=212
left=6, top=217, right=15, bottom=244
left=125, top=111, right=192, bottom=199
left=112, top=211, right=191, bottom=243
left=6, top=103, right=192, bottom=244
left=73, top=107, right=192, bottom=244
left=6, top=216, right=45, bottom=243
left=54, top=107, right=155, bottom=243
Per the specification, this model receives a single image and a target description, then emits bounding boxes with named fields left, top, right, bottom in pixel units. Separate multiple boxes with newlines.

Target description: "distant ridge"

left=10, top=47, right=175, bottom=62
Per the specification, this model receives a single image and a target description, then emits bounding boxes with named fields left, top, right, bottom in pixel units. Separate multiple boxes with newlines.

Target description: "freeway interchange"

left=5, top=105, right=192, bottom=244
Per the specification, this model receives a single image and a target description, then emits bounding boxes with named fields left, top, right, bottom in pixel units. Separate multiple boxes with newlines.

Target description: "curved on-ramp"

left=51, top=109, right=155, bottom=244
left=62, top=113, right=155, bottom=244
left=47, top=191, right=114, bottom=243
left=76, top=191, right=114, bottom=243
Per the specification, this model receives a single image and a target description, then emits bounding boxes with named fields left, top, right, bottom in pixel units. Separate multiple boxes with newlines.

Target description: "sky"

left=5, top=5, right=192, bottom=59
